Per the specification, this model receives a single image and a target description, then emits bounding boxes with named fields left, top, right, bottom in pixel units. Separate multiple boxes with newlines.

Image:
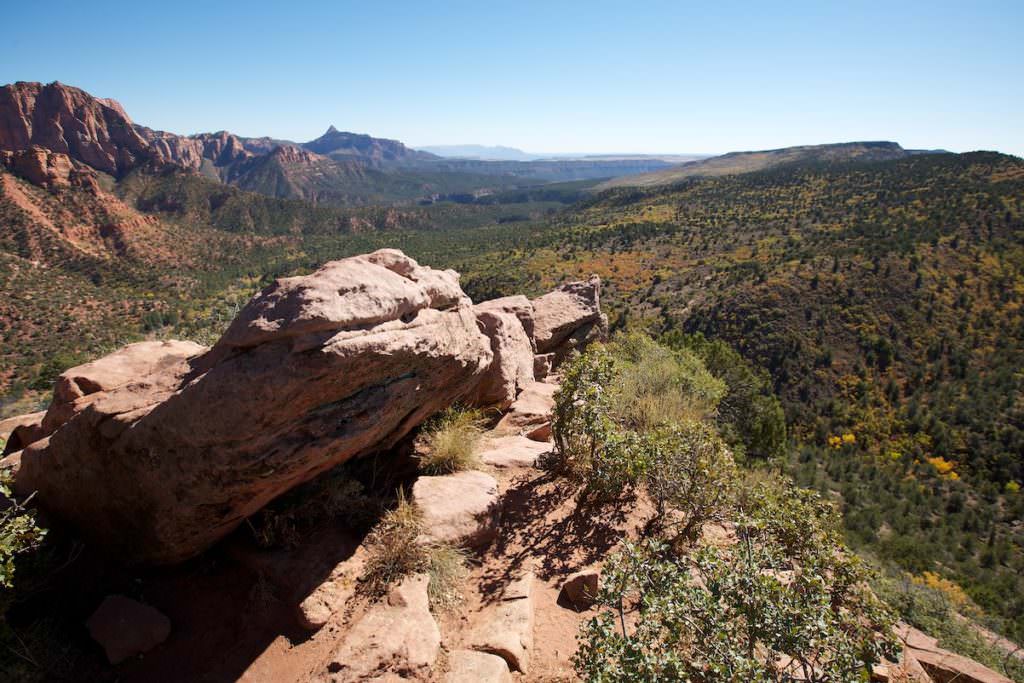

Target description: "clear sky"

left=4, top=0, right=1022, bottom=156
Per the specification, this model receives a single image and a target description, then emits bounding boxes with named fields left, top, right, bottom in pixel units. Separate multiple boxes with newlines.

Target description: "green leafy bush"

left=0, top=468, right=46, bottom=595
left=663, top=331, right=787, bottom=461
left=575, top=489, right=899, bottom=682
left=609, top=332, right=725, bottom=430
left=644, top=421, right=739, bottom=542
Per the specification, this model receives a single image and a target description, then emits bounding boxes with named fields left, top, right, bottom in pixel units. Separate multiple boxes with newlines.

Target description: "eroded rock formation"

left=11, top=249, right=605, bottom=565
left=16, top=250, right=492, bottom=563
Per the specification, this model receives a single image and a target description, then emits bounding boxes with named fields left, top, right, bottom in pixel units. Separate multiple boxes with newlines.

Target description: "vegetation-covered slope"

left=453, top=151, right=1024, bottom=640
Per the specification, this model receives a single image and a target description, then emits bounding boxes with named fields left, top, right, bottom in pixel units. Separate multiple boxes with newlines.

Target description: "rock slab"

left=319, top=573, right=440, bottom=681
left=413, top=470, right=500, bottom=548
left=445, top=649, right=512, bottom=683
left=478, top=435, right=550, bottom=469
left=470, top=571, right=535, bottom=674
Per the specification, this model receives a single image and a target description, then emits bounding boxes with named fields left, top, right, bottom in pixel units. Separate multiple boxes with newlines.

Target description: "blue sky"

left=4, top=1, right=1022, bottom=156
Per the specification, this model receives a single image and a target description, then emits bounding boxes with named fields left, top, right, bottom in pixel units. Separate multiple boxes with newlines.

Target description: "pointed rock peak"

left=325, top=125, right=340, bottom=135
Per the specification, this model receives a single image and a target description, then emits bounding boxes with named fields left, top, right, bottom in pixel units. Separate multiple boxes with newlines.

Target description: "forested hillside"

left=451, top=151, right=1024, bottom=641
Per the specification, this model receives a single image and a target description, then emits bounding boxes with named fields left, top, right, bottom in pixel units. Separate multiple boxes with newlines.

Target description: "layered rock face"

left=16, top=250, right=493, bottom=564
left=13, top=250, right=605, bottom=565
left=0, top=81, right=256, bottom=180
left=0, top=81, right=153, bottom=177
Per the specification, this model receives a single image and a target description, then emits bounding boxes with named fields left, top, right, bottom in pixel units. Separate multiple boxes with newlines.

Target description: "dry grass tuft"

left=416, top=406, right=485, bottom=475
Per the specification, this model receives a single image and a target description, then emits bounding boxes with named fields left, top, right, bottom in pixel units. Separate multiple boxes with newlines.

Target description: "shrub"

left=662, top=331, right=787, bottom=461
left=0, top=468, right=46, bottom=595
left=551, top=345, right=620, bottom=477
left=575, top=500, right=899, bottom=682
left=609, top=332, right=725, bottom=431
left=552, top=340, right=739, bottom=507
left=416, top=407, right=485, bottom=475
left=247, top=467, right=376, bottom=549
left=644, top=421, right=739, bottom=541
left=358, top=492, right=469, bottom=611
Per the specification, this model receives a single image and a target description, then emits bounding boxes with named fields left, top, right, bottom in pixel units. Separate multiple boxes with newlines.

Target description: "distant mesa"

left=599, top=140, right=951, bottom=189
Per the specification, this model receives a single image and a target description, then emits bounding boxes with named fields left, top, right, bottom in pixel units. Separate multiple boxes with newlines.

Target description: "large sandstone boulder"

left=531, top=276, right=608, bottom=363
left=17, top=250, right=492, bottom=564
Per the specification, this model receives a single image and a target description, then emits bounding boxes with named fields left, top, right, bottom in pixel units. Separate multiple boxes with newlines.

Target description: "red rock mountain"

left=0, top=81, right=263, bottom=180
left=0, top=81, right=153, bottom=177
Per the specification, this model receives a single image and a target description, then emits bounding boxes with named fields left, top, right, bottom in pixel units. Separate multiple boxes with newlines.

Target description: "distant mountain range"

left=418, top=144, right=537, bottom=161
left=420, top=143, right=707, bottom=164
left=0, top=81, right=685, bottom=206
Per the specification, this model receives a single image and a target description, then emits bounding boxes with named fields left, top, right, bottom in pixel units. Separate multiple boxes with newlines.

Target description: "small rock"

left=470, top=571, right=535, bottom=673
left=412, top=470, right=500, bottom=548
left=533, top=353, right=555, bottom=380
left=525, top=422, right=552, bottom=442
left=445, top=649, right=512, bottom=682
left=560, top=568, right=600, bottom=608
left=86, top=595, right=171, bottom=664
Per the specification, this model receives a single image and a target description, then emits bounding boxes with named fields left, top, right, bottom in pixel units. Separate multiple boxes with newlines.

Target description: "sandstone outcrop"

left=0, top=148, right=99, bottom=190
left=531, top=276, right=608, bottom=364
left=0, top=81, right=153, bottom=177
left=873, top=624, right=1014, bottom=683
left=17, top=250, right=493, bottom=564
